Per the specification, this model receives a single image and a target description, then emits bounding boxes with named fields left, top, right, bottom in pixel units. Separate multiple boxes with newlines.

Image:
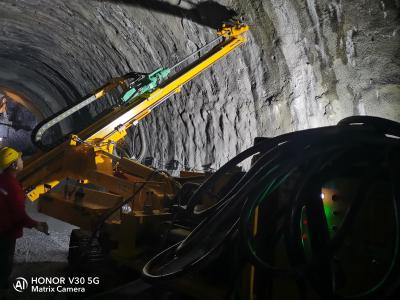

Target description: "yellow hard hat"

left=0, top=147, right=22, bottom=170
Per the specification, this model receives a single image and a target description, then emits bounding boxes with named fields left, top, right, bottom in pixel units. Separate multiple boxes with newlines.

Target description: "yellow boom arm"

left=18, top=22, right=249, bottom=201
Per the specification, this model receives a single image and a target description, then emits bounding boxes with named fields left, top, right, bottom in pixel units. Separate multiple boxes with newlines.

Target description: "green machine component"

left=121, top=67, right=171, bottom=103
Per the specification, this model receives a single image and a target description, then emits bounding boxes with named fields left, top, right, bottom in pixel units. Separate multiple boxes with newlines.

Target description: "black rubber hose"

left=189, top=125, right=376, bottom=218
left=242, top=137, right=399, bottom=297
left=143, top=126, right=365, bottom=279
left=143, top=116, right=400, bottom=291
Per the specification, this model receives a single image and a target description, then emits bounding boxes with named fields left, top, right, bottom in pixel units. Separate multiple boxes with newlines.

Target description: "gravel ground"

left=14, top=201, right=76, bottom=263
left=3, top=203, right=76, bottom=299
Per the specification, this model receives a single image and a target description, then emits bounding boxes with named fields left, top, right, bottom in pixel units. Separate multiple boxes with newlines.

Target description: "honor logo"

left=13, top=277, right=28, bottom=292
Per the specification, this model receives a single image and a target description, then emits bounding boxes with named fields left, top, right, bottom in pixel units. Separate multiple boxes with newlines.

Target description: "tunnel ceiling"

left=0, top=0, right=399, bottom=169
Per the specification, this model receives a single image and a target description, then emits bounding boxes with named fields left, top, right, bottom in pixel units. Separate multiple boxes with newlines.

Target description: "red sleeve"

left=6, top=179, right=38, bottom=229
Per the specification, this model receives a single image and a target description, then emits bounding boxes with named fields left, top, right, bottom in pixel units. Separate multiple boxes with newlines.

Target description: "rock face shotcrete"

left=0, top=0, right=399, bottom=169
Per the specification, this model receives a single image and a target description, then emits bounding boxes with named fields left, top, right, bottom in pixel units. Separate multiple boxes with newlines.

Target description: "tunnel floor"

left=6, top=203, right=157, bottom=300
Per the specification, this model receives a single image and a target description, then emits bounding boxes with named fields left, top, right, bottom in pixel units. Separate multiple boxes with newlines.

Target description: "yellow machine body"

left=15, top=23, right=249, bottom=261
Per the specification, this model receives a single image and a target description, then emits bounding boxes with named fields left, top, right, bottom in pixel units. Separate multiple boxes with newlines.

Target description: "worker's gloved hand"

left=35, top=222, right=49, bottom=235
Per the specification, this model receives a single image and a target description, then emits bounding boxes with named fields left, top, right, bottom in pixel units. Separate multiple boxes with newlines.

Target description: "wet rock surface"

left=0, top=0, right=399, bottom=169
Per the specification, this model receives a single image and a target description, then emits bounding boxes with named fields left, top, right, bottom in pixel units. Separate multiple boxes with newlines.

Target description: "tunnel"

left=0, top=0, right=399, bottom=299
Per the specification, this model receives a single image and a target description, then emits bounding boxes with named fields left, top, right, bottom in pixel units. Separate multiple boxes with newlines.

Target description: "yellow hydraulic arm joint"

left=80, top=22, right=249, bottom=145
left=18, top=22, right=249, bottom=202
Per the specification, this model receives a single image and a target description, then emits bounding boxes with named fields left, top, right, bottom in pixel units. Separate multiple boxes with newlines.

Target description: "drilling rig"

left=15, top=20, right=400, bottom=300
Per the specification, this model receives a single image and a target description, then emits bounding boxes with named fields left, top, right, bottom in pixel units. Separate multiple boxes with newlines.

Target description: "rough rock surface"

left=0, top=96, right=36, bottom=155
left=0, top=0, right=399, bottom=170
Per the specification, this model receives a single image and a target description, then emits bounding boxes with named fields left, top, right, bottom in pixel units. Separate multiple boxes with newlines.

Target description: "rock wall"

left=0, top=0, right=399, bottom=169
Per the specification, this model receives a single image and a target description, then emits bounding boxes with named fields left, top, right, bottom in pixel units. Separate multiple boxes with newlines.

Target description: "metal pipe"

left=169, top=36, right=223, bottom=71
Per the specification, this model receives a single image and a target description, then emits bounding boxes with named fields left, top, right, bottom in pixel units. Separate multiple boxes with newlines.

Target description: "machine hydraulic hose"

left=142, top=116, right=400, bottom=300
left=18, top=22, right=249, bottom=203
left=32, top=22, right=248, bottom=150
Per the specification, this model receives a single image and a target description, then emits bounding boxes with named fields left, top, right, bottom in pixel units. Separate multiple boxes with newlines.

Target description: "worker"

left=0, top=147, right=49, bottom=290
